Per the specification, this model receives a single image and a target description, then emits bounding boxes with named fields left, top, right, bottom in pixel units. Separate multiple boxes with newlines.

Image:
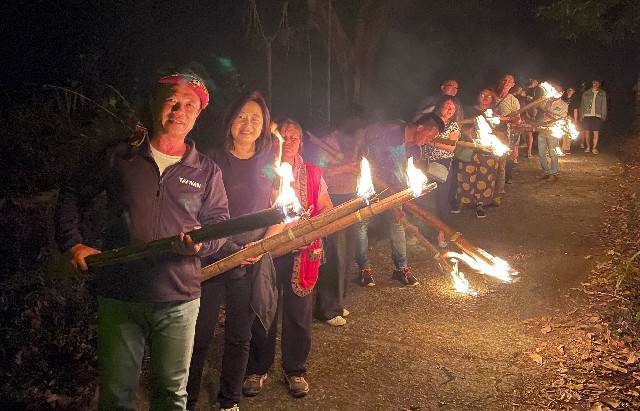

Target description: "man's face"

left=441, top=80, right=459, bottom=96
left=414, top=124, right=439, bottom=145
left=281, top=123, right=301, bottom=159
left=499, top=75, right=515, bottom=91
left=153, top=84, right=202, bottom=137
left=592, top=81, right=601, bottom=90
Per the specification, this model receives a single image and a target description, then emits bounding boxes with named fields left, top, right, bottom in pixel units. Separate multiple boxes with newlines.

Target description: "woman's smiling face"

left=230, top=100, right=264, bottom=145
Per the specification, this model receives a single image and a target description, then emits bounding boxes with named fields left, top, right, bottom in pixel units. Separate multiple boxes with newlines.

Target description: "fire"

left=406, top=157, right=429, bottom=197
left=543, top=118, right=581, bottom=140
left=443, top=250, right=517, bottom=283
left=272, top=125, right=303, bottom=222
left=566, top=118, right=580, bottom=139
left=475, top=115, right=510, bottom=156
left=450, top=259, right=478, bottom=296
left=356, top=158, right=376, bottom=199
left=547, top=122, right=565, bottom=139
left=484, top=109, right=501, bottom=125
left=539, top=82, right=562, bottom=99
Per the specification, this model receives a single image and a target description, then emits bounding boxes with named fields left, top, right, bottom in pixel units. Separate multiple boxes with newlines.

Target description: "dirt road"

left=186, top=150, right=624, bottom=411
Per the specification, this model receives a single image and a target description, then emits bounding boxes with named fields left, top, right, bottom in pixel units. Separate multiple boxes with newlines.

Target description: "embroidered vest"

left=291, top=163, right=324, bottom=297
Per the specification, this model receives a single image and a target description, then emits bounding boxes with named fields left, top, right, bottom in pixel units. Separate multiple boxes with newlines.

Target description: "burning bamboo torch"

left=514, top=81, right=562, bottom=116
left=202, top=158, right=437, bottom=280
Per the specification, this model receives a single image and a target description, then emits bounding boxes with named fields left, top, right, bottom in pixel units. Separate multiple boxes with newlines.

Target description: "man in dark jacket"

left=55, top=72, right=230, bottom=410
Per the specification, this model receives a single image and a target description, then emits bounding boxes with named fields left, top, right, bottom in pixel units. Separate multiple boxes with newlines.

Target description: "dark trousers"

left=246, top=253, right=312, bottom=378
left=433, top=158, right=452, bottom=225
left=315, top=230, right=348, bottom=320
left=186, top=272, right=254, bottom=409
left=448, top=159, right=460, bottom=208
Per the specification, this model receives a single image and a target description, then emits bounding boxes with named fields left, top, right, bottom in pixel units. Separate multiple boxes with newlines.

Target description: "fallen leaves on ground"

left=520, top=136, right=640, bottom=410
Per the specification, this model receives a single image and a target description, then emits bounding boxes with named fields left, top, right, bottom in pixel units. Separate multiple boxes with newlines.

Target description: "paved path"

left=187, top=150, right=623, bottom=411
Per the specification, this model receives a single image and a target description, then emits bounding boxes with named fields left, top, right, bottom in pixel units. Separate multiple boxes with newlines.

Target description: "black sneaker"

left=450, top=203, right=462, bottom=214
left=476, top=205, right=486, bottom=219
left=359, top=268, right=375, bottom=287
left=392, top=267, right=419, bottom=286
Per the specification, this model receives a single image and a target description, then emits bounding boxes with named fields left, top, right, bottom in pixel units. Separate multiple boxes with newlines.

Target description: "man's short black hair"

left=413, top=112, right=445, bottom=133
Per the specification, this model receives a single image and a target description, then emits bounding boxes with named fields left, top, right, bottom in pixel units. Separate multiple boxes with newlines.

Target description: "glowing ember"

left=406, top=157, right=429, bottom=197
left=450, top=259, right=478, bottom=296
left=443, top=250, right=517, bottom=283
left=356, top=158, right=376, bottom=199
left=475, top=115, right=510, bottom=156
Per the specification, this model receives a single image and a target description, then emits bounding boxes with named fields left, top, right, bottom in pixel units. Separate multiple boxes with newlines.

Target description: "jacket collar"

left=137, top=136, right=201, bottom=169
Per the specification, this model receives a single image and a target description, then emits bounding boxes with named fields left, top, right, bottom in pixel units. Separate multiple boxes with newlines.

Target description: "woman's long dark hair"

left=221, top=90, right=272, bottom=156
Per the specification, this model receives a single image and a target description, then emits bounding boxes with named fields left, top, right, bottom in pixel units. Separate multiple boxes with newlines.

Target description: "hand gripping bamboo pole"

left=85, top=207, right=291, bottom=269
left=200, top=195, right=372, bottom=281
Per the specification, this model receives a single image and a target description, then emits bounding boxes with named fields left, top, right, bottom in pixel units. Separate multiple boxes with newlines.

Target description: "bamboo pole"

left=201, top=183, right=437, bottom=280
left=402, top=201, right=494, bottom=267
left=402, top=219, right=454, bottom=273
left=86, top=207, right=289, bottom=269
left=200, top=196, right=370, bottom=280
left=309, top=132, right=496, bottom=267
left=514, top=96, right=547, bottom=116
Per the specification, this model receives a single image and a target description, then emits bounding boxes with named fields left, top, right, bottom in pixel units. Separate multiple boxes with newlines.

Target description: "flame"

left=539, top=82, right=562, bottom=99
left=356, top=158, right=375, bottom=199
left=566, top=119, right=580, bottom=139
left=273, top=161, right=303, bottom=223
left=475, top=115, right=510, bottom=156
left=547, top=123, right=565, bottom=139
left=450, top=259, right=478, bottom=296
left=271, top=125, right=303, bottom=222
left=484, top=109, right=501, bottom=125
left=443, top=250, right=517, bottom=283
left=406, top=157, right=429, bottom=197
left=543, top=118, right=581, bottom=140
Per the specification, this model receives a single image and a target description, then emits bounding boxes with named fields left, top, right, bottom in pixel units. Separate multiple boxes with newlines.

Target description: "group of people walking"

left=54, top=69, right=607, bottom=411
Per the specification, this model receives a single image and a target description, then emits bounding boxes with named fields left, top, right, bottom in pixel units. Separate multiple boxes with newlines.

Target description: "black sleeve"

left=54, top=147, right=111, bottom=252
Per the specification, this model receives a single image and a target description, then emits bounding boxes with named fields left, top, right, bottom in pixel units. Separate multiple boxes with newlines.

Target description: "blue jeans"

left=538, top=133, right=559, bottom=175
left=97, top=296, right=200, bottom=411
left=355, top=210, right=408, bottom=271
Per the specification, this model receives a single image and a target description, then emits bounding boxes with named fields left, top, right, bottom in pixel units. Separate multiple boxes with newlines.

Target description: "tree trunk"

left=266, top=40, right=273, bottom=103
left=308, top=0, right=401, bottom=109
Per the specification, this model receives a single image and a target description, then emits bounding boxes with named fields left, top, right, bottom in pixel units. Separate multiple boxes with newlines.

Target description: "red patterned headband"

left=158, top=73, right=209, bottom=109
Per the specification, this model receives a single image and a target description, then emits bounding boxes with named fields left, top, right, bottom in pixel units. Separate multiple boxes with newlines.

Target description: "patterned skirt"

left=456, top=152, right=499, bottom=205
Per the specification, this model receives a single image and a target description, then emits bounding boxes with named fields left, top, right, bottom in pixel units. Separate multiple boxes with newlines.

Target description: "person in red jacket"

left=242, top=118, right=333, bottom=399
left=55, top=72, right=230, bottom=410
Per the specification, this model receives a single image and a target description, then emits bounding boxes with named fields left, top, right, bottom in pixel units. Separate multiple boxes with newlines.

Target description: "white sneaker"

left=342, top=309, right=349, bottom=317
left=220, top=405, right=240, bottom=411
left=326, top=316, right=346, bottom=326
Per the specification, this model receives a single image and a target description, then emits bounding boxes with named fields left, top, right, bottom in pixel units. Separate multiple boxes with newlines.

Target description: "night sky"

left=3, top=0, right=637, bottom=133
